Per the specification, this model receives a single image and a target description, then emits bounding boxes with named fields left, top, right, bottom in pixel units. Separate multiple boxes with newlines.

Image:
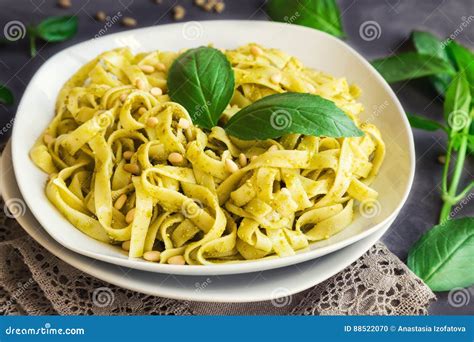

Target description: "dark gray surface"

left=0, top=0, right=472, bottom=315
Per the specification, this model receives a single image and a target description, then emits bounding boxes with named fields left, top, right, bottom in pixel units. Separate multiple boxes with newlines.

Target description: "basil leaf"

left=36, top=16, right=78, bottom=42
left=168, top=47, right=235, bottom=130
left=443, top=72, right=471, bottom=127
left=406, top=112, right=445, bottom=132
left=446, top=41, right=474, bottom=99
left=266, top=0, right=344, bottom=38
left=412, top=31, right=454, bottom=94
left=0, top=85, right=14, bottom=105
left=225, top=92, right=363, bottom=140
left=407, top=217, right=474, bottom=291
left=371, top=52, right=455, bottom=83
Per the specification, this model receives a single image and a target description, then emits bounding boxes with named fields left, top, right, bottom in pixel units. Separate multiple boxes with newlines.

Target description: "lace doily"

left=0, top=200, right=435, bottom=315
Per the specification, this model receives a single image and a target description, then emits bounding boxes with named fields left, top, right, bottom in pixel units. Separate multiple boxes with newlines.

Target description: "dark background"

left=0, top=0, right=473, bottom=315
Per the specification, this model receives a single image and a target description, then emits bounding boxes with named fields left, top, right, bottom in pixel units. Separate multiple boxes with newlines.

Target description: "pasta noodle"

left=30, top=44, right=385, bottom=265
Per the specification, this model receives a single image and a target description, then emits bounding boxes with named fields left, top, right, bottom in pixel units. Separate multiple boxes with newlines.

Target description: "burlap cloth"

left=0, top=203, right=436, bottom=316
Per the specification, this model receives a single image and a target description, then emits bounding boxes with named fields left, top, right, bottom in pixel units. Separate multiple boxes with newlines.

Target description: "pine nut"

left=150, top=87, right=163, bottom=96
left=121, top=240, right=131, bottom=251
left=125, top=208, right=135, bottom=224
left=146, top=117, right=159, bottom=128
left=270, top=73, right=282, bottom=84
left=123, top=151, right=134, bottom=160
left=114, top=194, right=127, bottom=210
left=121, top=17, right=137, bottom=27
left=203, top=1, right=214, bottom=11
left=43, top=133, right=54, bottom=145
left=251, top=155, right=258, bottom=162
left=123, top=163, right=140, bottom=175
left=135, top=79, right=146, bottom=90
left=225, top=159, right=239, bottom=173
left=215, top=2, right=225, bottom=13
left=138, top=107, right=147, bottom=115
left=57, top=0, right=71, bottom=8
left=194, top=0, right=205, bottom=5
left=155, top=62, right=166, bottom=71
left=143, top=251, right=161, bottom=262
left=168, top=152, right=184, bottom=165
left=173, top=5, right=186, bottom=20
left=139, top=64, right=155, bottom=74
left=95, top=11, right=107, bottom=22
left=167, top=255, right=186, bottom=265
left=250, top=45, right=262, bottom=57
left=120, top=93, right=127, bottom=102
left=178, top=118, right=190, bottom=129
left=238, top=153, right=247, bottom=167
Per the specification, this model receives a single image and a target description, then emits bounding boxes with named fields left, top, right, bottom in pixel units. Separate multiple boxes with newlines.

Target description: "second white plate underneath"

left=1, top=141, right=393, bottom=302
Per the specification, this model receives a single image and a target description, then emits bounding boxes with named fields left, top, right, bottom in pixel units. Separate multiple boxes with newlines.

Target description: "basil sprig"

left=0, top=16, right=77, bottom=57
left=446, top=41, right=474, bottom=100
left=412, top=31, right=454, bottom=94
left=225, top=93, right=363, bottom=140
left=0, top=85, right=14, bottom=105
left=266, top=0, right=344, bottom=38
left=408, top=218, right=474, bottom=291
left=367, top=30, right=474, bottom=292
left=167, top=47, right=361, bottom=140
left=371, top=52, right=455, bottom=83
left=406, top=112, right=446, bottom=132
left=168, top=46, right=235, bottom=130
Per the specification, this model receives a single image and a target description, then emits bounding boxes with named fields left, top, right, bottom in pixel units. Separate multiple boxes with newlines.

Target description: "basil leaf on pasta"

left=167, top=46, right=235, bottom=129
left=225, top=92, right=363, bottom=140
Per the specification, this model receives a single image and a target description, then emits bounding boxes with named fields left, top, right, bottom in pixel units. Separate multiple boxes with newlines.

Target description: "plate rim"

left=11, top=20, right=415, bottom=276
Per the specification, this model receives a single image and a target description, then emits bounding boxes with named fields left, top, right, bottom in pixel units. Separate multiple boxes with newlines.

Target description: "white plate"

left=1, top=141, right=394, bottom=302
left=11, top=20, right=415, bottom=276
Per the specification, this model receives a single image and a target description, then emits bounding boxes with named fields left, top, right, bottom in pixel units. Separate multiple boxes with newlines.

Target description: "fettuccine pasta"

left=30, top=44, right=385, bottom=265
